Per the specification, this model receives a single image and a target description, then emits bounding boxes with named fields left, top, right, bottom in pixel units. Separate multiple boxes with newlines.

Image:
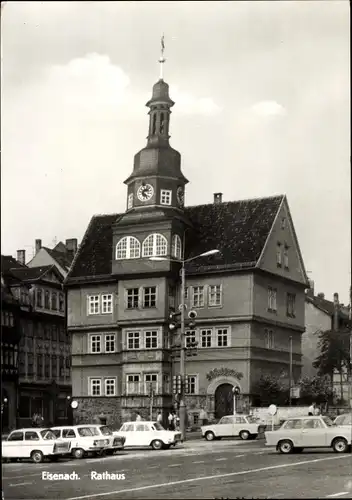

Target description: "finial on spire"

left=159, top=34, right=165, bottom=80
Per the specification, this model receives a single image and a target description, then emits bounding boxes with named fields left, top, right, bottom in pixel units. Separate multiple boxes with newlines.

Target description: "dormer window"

left=142, top=233, right=168, bottom=257
left=116, top=236, right=141, bottom=260
left=127, top=193, right=133, bottom=210
left=172, top=235, right=182, bottom=259
left=160, top=190, right=172, bottom=206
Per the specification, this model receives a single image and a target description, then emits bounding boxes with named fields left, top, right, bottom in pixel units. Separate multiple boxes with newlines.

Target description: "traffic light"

left=233, top=386, right=241, bottom=396
left=184, top=376, right=190, bottom=394
left=185, top=339, right=198, bottom=357
left=169, top=311, right=181, bottom=331
left=187, top=310, right=197, bottom=329
left=172, top=375, right=182, bottom=394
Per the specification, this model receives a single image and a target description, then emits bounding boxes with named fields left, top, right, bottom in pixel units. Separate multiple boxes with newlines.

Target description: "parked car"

left=115, top=421, right=181, bottom=450
left=201, top=415, right=262, bottom=441
left=2, top=428, right=71, bottom=463
left=86, top=425, right=125, bottom=455
left=334, top=414, right=352, bottom=426
left=265, top=415, right=352, bottom=454
left=51, top=425, right=108, bottom=459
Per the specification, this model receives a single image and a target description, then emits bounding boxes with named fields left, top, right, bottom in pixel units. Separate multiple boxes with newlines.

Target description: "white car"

left=86, top=424, right=125, bottom=455
left=334, top=414, right=352, bottom=426
left=116, top=421, right=182, bottom=450
left=201, top=415, right=261, bottom=441
left=51, top=425, right=108, bottom=459
left=2, top=428, right=71, bottom=463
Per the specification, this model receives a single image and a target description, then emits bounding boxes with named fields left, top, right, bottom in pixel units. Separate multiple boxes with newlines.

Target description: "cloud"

left=250, top=100, right=287, bottom=117
left=170, top=86, right=221, bottom=115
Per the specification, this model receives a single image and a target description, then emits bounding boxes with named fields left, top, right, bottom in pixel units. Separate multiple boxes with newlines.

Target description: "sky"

left=1, top=1, right=350, bottom=303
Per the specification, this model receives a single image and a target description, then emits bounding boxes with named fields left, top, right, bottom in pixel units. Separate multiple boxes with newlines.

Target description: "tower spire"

left=159, top=34, right=165, bottom=80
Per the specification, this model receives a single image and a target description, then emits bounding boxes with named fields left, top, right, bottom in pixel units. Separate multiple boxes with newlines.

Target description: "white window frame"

left=87, top=295, right=100, bottom=315
left=105, top=333, right=116, bottom=353
left=90, top=334, right=102, bottom=353
left=171, top=234, right=182, bottom=259
left=142, top=286, right=157, bottom=308
left=126, top=374, right=141, bottom=395
left=276, top=244, right=282, bottom=267
left=208, top=285, right=222, bottom=307
left=116, top=236, right=141, bottom=260
left=185, top=329, right=197, bottom=348
left=286, top=293, right=296, bottom=318
left=145, top=330, right=158, bottom=349
left=104, top=377, right=117, bottom=396
left=216, top=327, right=229, bottom=347
left=200, top=328, right=212, bottom=348
left=267, top=287, right=277, bottom=312
left=126, top=288, right=140, bottom=309
left=160, top=189, right=172, bottom=206
left=89, top=378, right=102, bottom=396
left=187, top=374, right=198, bottom=394
left=142, top=233, right=168, bottom=257
left=144, top=373, right=158, bottom=395
left=163, top=373, right=170, bottom=394
left=265, top=329, right=274, bottom=349
left=191, top=286, right=205, bottom=308
left=127, top=331, right=140, bottom=350
left=101, top=294, right=113, bottom=314
left=127, top=193, right=133, bottom=210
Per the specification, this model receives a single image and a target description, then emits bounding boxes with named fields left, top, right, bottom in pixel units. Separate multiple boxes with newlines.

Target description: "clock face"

left=176, top=186, right=184, bottom=207
left=137, top=183, right=154, bottom=202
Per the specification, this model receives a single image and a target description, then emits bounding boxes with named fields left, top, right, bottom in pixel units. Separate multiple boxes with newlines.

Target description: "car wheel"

left=239, top=430, right=250, bottom=440
left=332, top=438, right=348, bottom=453
left=72, top=448, right=85, bottom=459
left=205, top=431, right=215, bottom=441
left=151, top=439, right=163, bottom=450
left=31, top=450, right=44, bottom=464
left=278, top=440, right=293, bottom=454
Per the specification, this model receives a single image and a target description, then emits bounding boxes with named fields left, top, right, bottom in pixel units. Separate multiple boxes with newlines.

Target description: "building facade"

left=65, top=74, right=309, bottom=427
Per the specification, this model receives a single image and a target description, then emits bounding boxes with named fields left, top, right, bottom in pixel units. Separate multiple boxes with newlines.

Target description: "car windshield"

left=40, top=429, right=56, bottom=440
left=51, top=430, right=61, bottom=438
left=77, top=427, right=95, bottom=437
left=247, top=416, right=259, bottom=423
left=99, top=426, right=112, bottom=436
left=335, top=414, right=352, bottom=425
left=153, top=422, right=164, bottom=431
left=322, top=417, right=333, bottom=427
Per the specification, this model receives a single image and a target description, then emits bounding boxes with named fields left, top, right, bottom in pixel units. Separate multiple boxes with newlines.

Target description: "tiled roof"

left=10, top=265, right=54, bottom=282
left=1, top=255, right=26, bottom=273
left=67, top=195, right=283, bottom=281
left=306, top=294, right=349, bottom=320
left=43, top=247, right=73, bottom=270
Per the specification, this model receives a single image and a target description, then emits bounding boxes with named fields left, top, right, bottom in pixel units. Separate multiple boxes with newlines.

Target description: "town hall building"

left=65, top=67, right=309, bottom=427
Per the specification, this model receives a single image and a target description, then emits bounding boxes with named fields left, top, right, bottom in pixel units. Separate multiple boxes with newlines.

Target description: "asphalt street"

left=2, top=439, right=352, bottom=500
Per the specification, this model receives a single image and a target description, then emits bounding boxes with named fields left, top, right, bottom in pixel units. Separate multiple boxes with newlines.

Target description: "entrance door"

left=215, top=384, right=234, bottom=419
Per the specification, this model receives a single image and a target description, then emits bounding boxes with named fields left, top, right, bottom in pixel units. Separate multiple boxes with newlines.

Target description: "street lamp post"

left=150, top=248, right=220, bottom=441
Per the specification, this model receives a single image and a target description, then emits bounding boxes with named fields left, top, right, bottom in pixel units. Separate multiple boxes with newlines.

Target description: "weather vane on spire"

left=159, top=34, right=165, bottom=80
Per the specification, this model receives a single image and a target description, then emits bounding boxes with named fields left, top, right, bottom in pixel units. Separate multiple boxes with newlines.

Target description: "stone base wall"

left=73, top=398, right=122, bottom=429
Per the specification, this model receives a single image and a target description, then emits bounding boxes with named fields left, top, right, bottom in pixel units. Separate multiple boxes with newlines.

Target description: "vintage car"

left=334, top=413, right=352, bottom=426
left=51, top=425, right=108, bottom=459
left=201, top=415, right=262, bottom=441
left=86, top=425, right=125, bottom=455
left=265, top=415, right=352, bottom=454
left=2, top=428, right=71, bottom=463
left=115, top=421, right=181, bottom=450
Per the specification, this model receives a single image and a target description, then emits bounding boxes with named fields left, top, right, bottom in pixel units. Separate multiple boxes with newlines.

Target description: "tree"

left=253, top=375, right=289, bottom=406
left=298, top=375, right=335, bottom=405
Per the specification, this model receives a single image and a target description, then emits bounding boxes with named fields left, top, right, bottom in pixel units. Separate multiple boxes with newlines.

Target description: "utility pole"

left=349, top=285, right=352, bottom=452
left=289, top=336, right=293, bottom=406
left=178, top=262, right=186, bottom=441
left=149, top=383, right=154, bottom=421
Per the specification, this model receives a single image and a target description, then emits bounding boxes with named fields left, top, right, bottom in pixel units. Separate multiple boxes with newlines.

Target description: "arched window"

left=152, top=114, right=157, bottom=135
left=160, top=113, right=165, bottom=134
left=171, top=234, right=182, bottom=259
left=142, top=234, right=168, bottom=257
left=116, top=237, right=141, bottom=260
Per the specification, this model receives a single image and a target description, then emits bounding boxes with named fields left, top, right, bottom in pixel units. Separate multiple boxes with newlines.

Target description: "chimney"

left=66, top=238, right=78, bottom=256
left=17, top=249, right=26, bottom=265
left=333, top=292, right=339, bottom=331
left=213, top=193, right=223, bottom=204
left=317, top=293, right=325, bottom=299
left=305, top=279, right=315, bottom=298
left=35, top=239, right=42, bottom=254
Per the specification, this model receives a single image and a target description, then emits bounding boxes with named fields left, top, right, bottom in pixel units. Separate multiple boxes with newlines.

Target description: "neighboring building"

left=303, top=285, right=350, bottom=402
left=65, top=73, right=309, bottom=427
left=1, top=246, right=76, bottom=429
left=27, top=238, right=78, bottom=278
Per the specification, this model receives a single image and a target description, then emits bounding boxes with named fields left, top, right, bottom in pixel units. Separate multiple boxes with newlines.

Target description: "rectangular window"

left=144, top=373, right=158, bottom=394
left=36, top=354, right=43, bottom=378
left=216, top=328, right=228, bottom=347
left=59, top=293, right=65, bottom=312
left=88, top=295, right=100, bottom=315
left=102, top=294, right=113, bottom=314
left=19, top=351, right=26, bottom=376
left=200, top=329, right=212, bottom=348
left=286, top=293, right=296, bottom=317
left=268, top=286, right=277, bottom=312
left=127, top=331, right=140, bottom=350
left=59, top=356, right=64, bottom=378
left=187, top=375, right=197, bottom=394
left=36, top=289, right=43, bottom=308
left=126, top=288, right=139, bottom=309
left=160, top=189, right=172, bottom=206
left=105, top=334, right=116, bottom=353
left=44, top=354, right=50, bottom=378
left=52, top=355, right=57, bottom=378
left=284, top=247, right=289, bottom=269
left=126, top=374, right=140, bottom=394
left=143, top=286, right=157, bottom=308
left=52, top=324, right=57, bottom=341
left=145, top=330, right=158, bottom=349
left=90, top=334, right=102, bottom=353
left=208, top=285, right=222, bottom=307
left=163, top=374, right=170, bottom=394
left=105, top=378, right=116, bottom=396
left=127, top=193, right=133, bottom=209
left=276, top=244, right=282, bottom=267
left=44, top=291, right=50, bottom=309
left=265, top=329, right=274, bottom=349
left=185, top=330, right=196, bottom=348
left=90, top=378, right=102, bottom=396
left=27, top=353, right=34, bottom=376
left=191, top=286, right=205, bottom=308
left=51, top=292, right=57, bottom=310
